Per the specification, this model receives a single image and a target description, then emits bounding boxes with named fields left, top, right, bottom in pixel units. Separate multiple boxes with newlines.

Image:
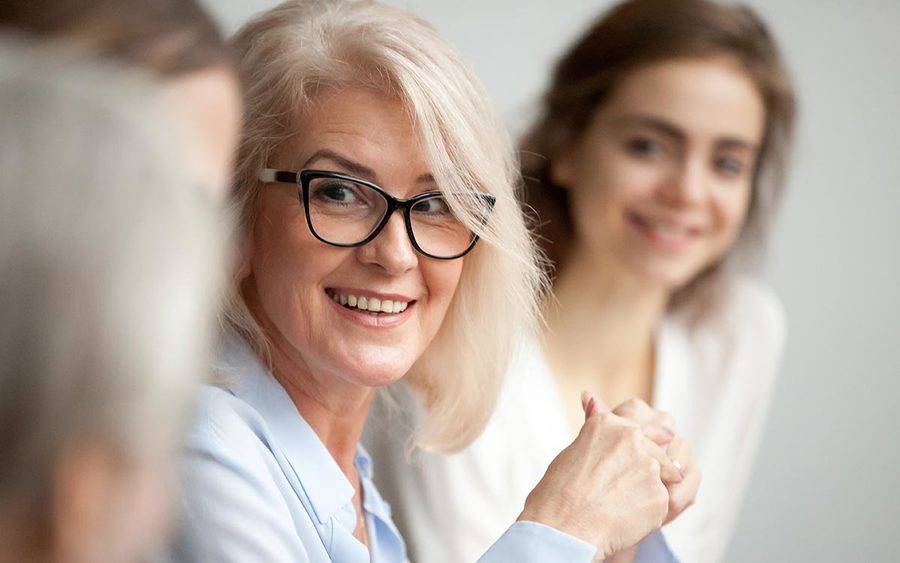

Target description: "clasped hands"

left=518, top=395, right=701, bottom=560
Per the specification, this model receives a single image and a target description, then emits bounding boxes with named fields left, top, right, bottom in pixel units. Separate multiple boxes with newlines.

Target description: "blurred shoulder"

left=668, top=275, right=787, bottom=387
left=719, top=275, right=787, bottom=348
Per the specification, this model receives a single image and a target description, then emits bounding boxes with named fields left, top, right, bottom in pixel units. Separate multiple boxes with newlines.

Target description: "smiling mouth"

left=627, top=212, right=703, bottom=248
left=325, top=288, right=415, bottom=316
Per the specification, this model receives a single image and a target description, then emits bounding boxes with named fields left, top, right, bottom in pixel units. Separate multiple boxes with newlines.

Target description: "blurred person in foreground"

left=366, top=0, right=796, bottom=561
left=173, top=1, right=693, bottom=561
left=0, top=46, right=226, bottom=563
left=0, top=0, right=242, bottom=200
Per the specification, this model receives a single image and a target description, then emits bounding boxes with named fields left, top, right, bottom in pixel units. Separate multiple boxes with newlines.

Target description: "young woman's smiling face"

left=242, top=87, right=464, bottom=389
left=553, top=56, right=766, bottom=289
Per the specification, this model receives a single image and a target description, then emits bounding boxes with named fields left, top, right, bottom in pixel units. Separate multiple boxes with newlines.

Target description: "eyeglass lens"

left=306, top=176, right=476, bottom=258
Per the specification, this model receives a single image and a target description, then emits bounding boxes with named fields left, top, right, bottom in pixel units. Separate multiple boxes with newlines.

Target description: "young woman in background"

left=367, top=0, right=796, bottom=561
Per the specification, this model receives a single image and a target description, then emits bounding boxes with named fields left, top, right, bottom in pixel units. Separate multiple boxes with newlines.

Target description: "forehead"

left=280, top=87, right=429, bottom=175
left=598, top=57, right=766, bottom=144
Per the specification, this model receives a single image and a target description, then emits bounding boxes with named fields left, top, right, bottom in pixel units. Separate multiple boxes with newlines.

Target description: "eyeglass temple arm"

left=259, top=168, right=298, bottom=184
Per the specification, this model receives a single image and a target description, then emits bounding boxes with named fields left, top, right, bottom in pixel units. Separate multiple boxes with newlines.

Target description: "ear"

left=235, top=226, right=254, bottom=282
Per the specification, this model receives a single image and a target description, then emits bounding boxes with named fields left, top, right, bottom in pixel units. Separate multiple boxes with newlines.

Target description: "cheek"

left=250, top=205, right=342, bottom=343
left=569, top=148, right=661, bottom=242
left=420, top=260, right=464, bottom=330
left=712, top=186, right=753, bottom=246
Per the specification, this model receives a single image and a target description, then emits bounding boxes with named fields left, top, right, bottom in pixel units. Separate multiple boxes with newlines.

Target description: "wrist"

left=517, top=510, right=613, bottom=559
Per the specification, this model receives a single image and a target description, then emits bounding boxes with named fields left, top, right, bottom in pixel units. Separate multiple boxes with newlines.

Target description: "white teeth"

left=330, top=291, right=411, bottom=314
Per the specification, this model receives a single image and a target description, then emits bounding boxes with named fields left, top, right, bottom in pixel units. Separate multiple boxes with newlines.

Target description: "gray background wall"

left=205, top=1, right=900, bottom=560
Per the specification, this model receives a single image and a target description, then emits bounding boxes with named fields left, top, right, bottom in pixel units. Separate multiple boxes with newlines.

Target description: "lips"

left=627, top=211, right=703, bottom=251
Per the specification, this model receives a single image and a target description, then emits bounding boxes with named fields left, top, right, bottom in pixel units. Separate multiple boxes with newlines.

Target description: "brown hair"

left=0, top=0, right=233, bottom=78
left=522, top=0, right=796, bottom=310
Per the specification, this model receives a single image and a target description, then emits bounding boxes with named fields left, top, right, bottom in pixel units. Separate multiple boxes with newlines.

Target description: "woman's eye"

left=714, top=156, right=746, bottom=178
left=626, top=137, right=664, bottom=158
left=415, top=197, right=451, bottom=215
left=316, top=183, right=359, bottom=203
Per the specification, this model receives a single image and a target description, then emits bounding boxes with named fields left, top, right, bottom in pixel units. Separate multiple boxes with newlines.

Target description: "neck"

left=271, top=353, right=374, bottom=477
left=545, top=243, right=670, bottom=394
left=245, top=279, right=371, bottom=479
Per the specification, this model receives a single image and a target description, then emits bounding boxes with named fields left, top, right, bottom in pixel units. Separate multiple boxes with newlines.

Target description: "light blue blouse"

left=174, top=334, right=599, bottom=562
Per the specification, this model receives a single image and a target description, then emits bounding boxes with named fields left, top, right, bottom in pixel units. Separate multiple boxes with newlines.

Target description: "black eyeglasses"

left=259, top=168, right=495, bottom=260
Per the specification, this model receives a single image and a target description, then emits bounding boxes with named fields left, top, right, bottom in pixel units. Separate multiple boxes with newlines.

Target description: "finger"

left=642, top=423, right=674, bottom=447
left=654, top=410, right=676, bottom=434
left=580, top=392, right=610, bottom=419
left=645, top=440, right=683, bottom=484
left=612, top=398, right=654, bottom=424
left=664, top=468, right=701, bottom=524
left=665, top=436, right=691, bottom=468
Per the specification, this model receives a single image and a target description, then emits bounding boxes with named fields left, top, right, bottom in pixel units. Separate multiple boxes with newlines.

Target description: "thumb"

left=581, top=391, right=611, bottom=419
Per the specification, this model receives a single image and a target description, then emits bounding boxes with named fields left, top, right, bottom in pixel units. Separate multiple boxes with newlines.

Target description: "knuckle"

left=624, top=425, right=643, bottom=441
left=658, top=410, right=676, bottom=427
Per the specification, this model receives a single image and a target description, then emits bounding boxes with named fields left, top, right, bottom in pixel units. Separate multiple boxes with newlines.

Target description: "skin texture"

left=542, top=56, right=765, bottom=560
left=163, top=66, right=243, bottom=201
left=241, top=87, right=464, bottom=544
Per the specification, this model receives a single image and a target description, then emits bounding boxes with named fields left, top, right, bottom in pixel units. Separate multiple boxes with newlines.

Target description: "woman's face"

left=243, top=87, right=464, bottom=389
left=553, top=56, right=766, bottom=290
left=163, top=66, right=243, bottom=201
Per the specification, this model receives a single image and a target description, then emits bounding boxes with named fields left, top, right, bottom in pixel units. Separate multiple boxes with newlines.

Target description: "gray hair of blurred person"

left=0, top=44, right=226, bottom=554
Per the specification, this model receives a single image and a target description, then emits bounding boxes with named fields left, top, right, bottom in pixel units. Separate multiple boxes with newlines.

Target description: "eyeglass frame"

left=259, top=168, right=496, bottom=260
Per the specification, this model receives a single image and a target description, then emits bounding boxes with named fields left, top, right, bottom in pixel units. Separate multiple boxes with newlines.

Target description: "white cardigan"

left=365, top=277, right=785, bottom=563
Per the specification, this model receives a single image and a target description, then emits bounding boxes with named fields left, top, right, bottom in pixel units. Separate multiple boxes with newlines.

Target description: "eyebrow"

left=301, top=148, right=435, bottom=184
left=612, top=114, right=758, bottom=152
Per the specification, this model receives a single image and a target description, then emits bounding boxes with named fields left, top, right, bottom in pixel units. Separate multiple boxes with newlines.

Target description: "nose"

left=660, top=156, right=707, bottom=208
left=356, top=211, right=418, bottom=275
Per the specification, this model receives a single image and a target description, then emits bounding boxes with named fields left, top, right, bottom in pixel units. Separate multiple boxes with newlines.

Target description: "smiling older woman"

left=175, top=1, right=685, bottom=562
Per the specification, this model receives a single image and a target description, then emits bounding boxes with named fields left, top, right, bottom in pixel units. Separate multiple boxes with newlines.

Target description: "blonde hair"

left=0, top=44, right=226, bottom=522
left=226, top=0, right=546, bottom=452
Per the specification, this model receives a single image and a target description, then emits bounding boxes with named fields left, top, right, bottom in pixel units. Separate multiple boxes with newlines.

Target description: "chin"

left=338, top=344, right=416, bottom=388
left=623, top=254, right=702, bottom=291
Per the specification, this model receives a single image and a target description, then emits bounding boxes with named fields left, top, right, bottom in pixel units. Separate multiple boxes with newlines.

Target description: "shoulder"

left=677, top=275, right=786, bottom=355
left=722, top=275, right=787, bottom=341
left=184, top=385, right=282, bottom=484
left=667, top=276, right=787, bottom=391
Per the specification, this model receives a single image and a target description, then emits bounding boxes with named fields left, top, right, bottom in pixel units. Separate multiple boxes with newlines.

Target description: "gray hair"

left=0, top=44, right=226, bottom=519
